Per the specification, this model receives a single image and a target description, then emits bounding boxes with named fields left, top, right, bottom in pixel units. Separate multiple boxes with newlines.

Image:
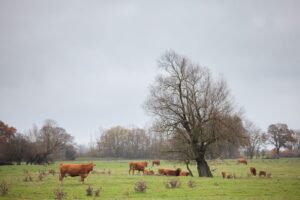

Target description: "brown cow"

left=129, top=161, right=148, bottom=175
left=259, top=171, right=267, bottom=177
left=158, top=168, right=181, bottom=176
left=152, top=160, right=160, bottom=167
left=250, top=167, right=257, bottom=176
left=143, top=169, right=154, bottom=175
left=59, top=163, right=95, bottom=184
left=179, top=171, right=190, bottom=176
left=237, top=158, right=247, bottom=165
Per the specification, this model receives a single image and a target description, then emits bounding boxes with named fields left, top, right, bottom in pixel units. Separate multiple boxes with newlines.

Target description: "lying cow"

left=59, top=163, right=95, bottom=184
left=179, top=171, right=190, bottom=176
left=129, top=161, right=148, bottom=175
left=152, top=160, right=160, bottom=167
left=158, top=168, right=181, bottom=176
left=143, top=169, right=155, bottom=175
left=250, top=167, right=257, bottom=176
left=237, top=158, right=247, bottom=165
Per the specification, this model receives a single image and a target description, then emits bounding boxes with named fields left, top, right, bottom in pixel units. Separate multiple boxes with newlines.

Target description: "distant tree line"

left=0, top=120, right=75, bottom=165
left=1, top=119, right=299, bottom=166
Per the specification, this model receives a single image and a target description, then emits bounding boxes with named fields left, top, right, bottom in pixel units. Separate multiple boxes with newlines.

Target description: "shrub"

left=0, top=180, right=9, bottom=196
left=48, top=169, right=56, bottom=175
left=54, top=188, right=66, bottom=200
left=38, top=170, right=47, bottom=181
left=134, top=180, right=147, bottom=193
left=94, top=187, right=102, bottom=197
left=187, top=179, right=196, bottom=188
left=166, top=179, right=181, bottom=189
left=86, top=185, right=93, bottom=196
left=23, top=170, right=33, bottom=182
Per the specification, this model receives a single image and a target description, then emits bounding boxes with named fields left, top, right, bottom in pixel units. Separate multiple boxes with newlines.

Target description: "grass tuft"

left=166, top=179, right=181, bottom=189
left=54, top=188, right=66, bottom=200
left=86, top=185, right=93, bottom=196
left=0, top=180, right=9, bottom=196
left=134, top=180, right=147, bottom=193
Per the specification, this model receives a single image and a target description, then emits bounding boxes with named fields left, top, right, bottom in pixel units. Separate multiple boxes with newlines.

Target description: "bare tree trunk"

left=196, top=157, right=213, bottom=177
left=184, top=160, right=193, bottom=177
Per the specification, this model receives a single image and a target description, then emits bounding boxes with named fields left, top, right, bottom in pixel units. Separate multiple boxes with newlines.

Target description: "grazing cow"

left=237, top=158, right=248, bottom=165
left=143, top=169, right=154, bottom=175
left=221, top=171, right=226, bottom=179
left=129, top=161, right=148, bottom=175
left=59, top=163, right=95, bottom=184
left=158, top=168, right=181, bottom=176
left=259, top=171, right=267, bottom=177
left=152, top=160, right=160, bottom=167
left=179, top=171, right=190, bottom=176
left=250, top=167, right=257, bottom=176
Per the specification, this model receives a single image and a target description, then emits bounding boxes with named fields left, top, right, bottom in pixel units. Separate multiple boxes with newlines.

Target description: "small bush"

left=23, top=170, right=33, bottom=182
left=0, top=180, right=9, bottom=196
left=48, top=169, right=56, bottom=175
left=94, top=187, right=102, bottom=197
left=54, top=188, right=66, bottom=200
left=38, top=170, right=47, bottom=181
left=86, top=185, right=93, bottom=196
left=166, top=179, right=181, bottom=189
left=134, top=180, right=147, bottom=193
left=187, top=179, right=196, bottom=188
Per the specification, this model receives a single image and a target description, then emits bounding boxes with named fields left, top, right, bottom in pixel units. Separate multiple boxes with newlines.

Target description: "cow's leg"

left=80, top=174, right=88, bottom=184
left=59, top=173, right=65, bottom=184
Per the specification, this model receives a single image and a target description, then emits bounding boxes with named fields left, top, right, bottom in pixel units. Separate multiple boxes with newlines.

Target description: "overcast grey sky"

left=1, top=0, right=299, bottom=145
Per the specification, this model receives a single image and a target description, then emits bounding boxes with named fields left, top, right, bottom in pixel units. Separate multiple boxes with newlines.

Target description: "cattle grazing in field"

left=152, top=160, right=160, bottom=167
left=158, top=168, right=181, bottom=176
left=59, top=163, right=95, bottom=184
left=221, top=171, right=226, bottom=178
left=259, top=171, right=267, bottom=177
left=143, top=169, right=155, bottom=175
left=250, top=167, right=257, bottom=176
left=237, top=158, right=248, bottom=165
left=128, top=161, right=148, bottom=175
left=179, top=171, right=190, bottom=176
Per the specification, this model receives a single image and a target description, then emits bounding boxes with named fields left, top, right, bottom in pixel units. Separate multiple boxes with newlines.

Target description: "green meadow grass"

left=0, top=158, right=300, bottom=199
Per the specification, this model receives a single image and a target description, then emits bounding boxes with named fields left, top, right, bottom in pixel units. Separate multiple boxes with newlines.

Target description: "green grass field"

left=0, top=158, right=300, bottom=199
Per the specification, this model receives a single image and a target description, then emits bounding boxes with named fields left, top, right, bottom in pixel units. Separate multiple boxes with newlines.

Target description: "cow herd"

left=58, top=159, right=271, bottom=184
left=222, top=158, right=271, bottom=179
left=128, top=160, right=190, bottom=176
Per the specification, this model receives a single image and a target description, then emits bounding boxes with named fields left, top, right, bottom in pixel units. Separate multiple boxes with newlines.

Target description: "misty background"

left=0, top=0, right=299, bottom=145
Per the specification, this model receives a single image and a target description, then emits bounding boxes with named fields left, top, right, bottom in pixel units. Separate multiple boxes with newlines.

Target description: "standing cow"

left=152, top=160, right=160, bottom=167
left=59, top=163, right=95, bottom=184
left=129, top=161, right=148, bottom=175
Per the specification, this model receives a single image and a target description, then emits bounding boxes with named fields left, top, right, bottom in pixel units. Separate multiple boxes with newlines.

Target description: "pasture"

left=0, top=158, right=300, bottom=199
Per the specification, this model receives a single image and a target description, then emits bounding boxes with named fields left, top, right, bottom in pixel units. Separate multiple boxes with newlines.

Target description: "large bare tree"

left=244, top=120, right=266, bottom=159
left=144, top=51, right=246, bottom=177
left=267, top=123, right=297, bottom=156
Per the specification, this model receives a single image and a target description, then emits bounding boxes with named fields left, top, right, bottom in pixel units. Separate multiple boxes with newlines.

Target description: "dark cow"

left=152, top=160, right=160, bottom=167
left=129, top=161, right=148, bottom=175
left=59, top=163, right=95, bottom=184
left=158, top=168, right=181, bottom=176
left=259, top=171, right=267, bottom=177
left=221, top=171, right=226, bottom=178
left=250, top=167, right=257, bottom=176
